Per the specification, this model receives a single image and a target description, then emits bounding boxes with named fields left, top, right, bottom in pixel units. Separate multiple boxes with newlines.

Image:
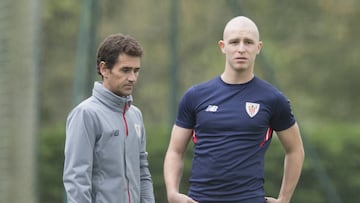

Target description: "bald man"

left=164, top=16, right=304, bottom=203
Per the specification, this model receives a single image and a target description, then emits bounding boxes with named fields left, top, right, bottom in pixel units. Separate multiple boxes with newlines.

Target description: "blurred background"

left=1, top=0, right=359, bottom=202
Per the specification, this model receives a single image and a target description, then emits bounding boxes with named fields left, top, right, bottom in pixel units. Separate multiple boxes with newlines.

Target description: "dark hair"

left=96, top=33, right=143, bottom=76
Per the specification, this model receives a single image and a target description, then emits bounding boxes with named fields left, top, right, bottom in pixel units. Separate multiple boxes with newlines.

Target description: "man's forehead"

left=224, top=29, right=259, bottom=41
left=223, top=17, right=260, bottom=40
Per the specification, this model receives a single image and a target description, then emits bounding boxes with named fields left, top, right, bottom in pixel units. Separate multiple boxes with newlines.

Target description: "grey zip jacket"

left=63, top=82, right=155, bottom=203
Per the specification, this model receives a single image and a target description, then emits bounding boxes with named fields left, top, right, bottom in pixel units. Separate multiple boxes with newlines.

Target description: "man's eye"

left=122, top=68, right=131, bottom=73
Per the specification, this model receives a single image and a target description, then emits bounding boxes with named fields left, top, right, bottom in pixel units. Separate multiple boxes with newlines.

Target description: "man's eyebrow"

left=120, top=66, right=141, bottom=71
left=121, top=66, right=140, bottom=69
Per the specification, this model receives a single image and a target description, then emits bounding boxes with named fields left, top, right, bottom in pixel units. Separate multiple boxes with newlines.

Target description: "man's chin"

left=114, top=91, right=132, bottom=98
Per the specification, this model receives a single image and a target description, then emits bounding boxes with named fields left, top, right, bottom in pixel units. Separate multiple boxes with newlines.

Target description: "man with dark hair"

left=63, top=33, right=155, bottom=203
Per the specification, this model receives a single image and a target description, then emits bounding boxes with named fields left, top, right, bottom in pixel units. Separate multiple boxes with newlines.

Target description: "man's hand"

left=265, top=196, right=288, bottom=203
left=168, top=193, right=199, bottom=203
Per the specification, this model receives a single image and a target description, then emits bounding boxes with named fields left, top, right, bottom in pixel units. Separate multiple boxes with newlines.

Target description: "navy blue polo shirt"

left=175, top=76, right=295, bottom=203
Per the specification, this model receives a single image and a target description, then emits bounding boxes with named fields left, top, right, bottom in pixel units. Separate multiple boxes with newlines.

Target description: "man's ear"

left=99, top=61, right=109, bottom=78
left=218, top=40, right=225, bottom=54
left=257, top=41, right=263, bottom=54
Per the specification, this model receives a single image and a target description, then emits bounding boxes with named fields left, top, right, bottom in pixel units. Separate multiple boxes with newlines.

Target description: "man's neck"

left=220, top=71, right=254, bottom=84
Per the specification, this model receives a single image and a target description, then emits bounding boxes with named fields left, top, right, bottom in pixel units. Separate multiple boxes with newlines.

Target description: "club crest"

left=245, top=102, right=260, bottom=118
left=135, top=124, right=141, bottom=138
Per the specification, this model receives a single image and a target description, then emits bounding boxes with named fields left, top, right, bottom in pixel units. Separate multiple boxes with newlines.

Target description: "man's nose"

left=128, top=71, right=137, bottom=82
left=238, top=42, right=246, bottom=52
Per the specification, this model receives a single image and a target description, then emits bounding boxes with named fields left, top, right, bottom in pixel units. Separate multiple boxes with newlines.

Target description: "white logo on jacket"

left=246, top=102, right=260, bottom=118
left=135, top=124, right=141, bottom=138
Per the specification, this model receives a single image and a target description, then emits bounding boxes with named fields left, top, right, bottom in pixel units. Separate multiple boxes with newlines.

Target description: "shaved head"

left=218, top=16, right=263, bottom=83
left=223, top=16, right=260, bottom=41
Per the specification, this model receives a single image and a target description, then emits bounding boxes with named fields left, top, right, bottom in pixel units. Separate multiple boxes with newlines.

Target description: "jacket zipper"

left=127, top=178, right=131, bottom=203
left=122, top=104, right=129, bottom=136
left=122, top=103, right=130, bottom=203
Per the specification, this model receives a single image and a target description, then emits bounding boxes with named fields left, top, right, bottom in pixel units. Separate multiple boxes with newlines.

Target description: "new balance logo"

left=205, top=105, right=218, bottom=112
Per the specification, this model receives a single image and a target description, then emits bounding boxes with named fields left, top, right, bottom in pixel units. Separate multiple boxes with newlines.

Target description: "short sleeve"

left=175, top=86, right=197, bottom=129
left=270, top=92, right=296, bottom=131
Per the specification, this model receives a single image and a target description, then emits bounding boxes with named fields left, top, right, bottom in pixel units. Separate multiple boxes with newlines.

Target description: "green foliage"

left=38, top=124, right=66, bottom=202
left=264, top=122, right=360, bottom=202
left=304, top=122, right=360, bottom=202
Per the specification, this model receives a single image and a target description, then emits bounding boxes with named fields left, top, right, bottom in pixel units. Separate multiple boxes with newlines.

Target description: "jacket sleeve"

left=63, top=107, right=97, bottom=203
left=139, top=119, right=155, bottom=203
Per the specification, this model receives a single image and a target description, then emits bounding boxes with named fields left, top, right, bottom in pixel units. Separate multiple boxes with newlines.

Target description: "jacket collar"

left=92, top=81, right=133, bottom=112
